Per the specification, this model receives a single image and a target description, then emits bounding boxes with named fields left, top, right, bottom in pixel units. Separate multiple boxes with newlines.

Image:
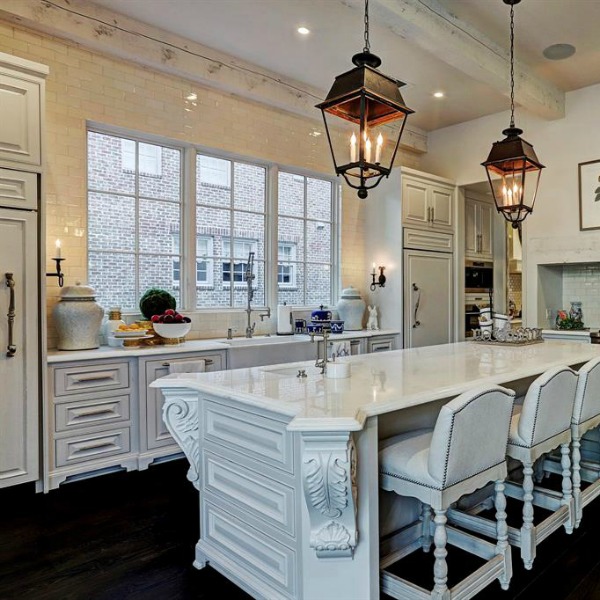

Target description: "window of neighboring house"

left=87, top=130, right=182, bottom=311
left=222, top=239, right=258, bottom=284
left=278, top=242, right=296, bottom=288
left=277, top=172, right=335, bottom=306
left=172, top=234, right=214, bottom=288
left=121, top=139, right=163, bottom=176
left=198, top=155, right=231, bottom=187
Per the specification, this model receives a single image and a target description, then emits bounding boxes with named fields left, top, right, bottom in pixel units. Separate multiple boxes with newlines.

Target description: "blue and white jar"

left=336, top=286, right=366, bottom=331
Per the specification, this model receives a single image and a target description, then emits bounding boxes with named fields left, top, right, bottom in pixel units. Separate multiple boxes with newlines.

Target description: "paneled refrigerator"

left=0, top=169, right=40, bottom=488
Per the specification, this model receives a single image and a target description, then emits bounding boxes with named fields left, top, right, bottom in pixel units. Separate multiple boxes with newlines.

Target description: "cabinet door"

left=0, top=73, right=41, bottom=168
left=143, top=354, right=224, bottom=451
left=0, top=169, right=38, bottom=210
left=404, top=249, right=453, bottom=349
left=0, top=209, right=38, bottom=488
left=430, top=185, right=454, bottom=231
left=402, top=178, right=429, bottom=227
left=478, top=201, right=494, bottom=258
left=464, top=199, right=478, bottom=256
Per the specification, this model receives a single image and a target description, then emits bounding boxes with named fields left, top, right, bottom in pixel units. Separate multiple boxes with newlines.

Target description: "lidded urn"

left=53, top=281, right=104, bottom=350
left=336, top=286, right=366, bottom=331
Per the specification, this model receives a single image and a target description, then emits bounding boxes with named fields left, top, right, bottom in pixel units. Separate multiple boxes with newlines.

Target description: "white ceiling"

left=90, top=0, right=600, bottom=131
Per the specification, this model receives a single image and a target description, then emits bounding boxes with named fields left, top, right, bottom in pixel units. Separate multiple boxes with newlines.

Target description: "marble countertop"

left=47, top=330, right=400, bottom=363
left=152, top=340, right=600, bottom=432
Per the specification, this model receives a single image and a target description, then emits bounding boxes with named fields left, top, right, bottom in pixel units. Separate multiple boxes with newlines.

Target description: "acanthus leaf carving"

left=304, top=453, right=348, bottom=519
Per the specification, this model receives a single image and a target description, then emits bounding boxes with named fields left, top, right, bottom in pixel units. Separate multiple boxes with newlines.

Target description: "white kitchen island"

left=152, top=341, right=600, bottom=600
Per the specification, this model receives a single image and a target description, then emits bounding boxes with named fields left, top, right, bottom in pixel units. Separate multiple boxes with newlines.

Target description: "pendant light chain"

left=363, top=0, right=370, bottom=53
left=509, top=2, right=515, bottom=129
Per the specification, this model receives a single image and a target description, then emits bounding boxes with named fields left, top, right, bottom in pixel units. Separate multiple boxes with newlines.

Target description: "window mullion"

left=134, top=141, right=141, bottom=304
left=183, top=146, right=196, bottom=311
left=229, top=161, right=235, bottom=307
left=267, top=165, right=278, bottom=311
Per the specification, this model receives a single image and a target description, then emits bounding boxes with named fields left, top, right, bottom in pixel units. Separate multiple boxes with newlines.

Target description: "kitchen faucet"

left=309, top=329, right=330, bottom=374
left=243, top=251, right=271, bottom=338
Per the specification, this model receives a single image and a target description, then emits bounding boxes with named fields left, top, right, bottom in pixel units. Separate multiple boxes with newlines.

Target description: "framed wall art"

left=579, top=159, right=600, bottom=230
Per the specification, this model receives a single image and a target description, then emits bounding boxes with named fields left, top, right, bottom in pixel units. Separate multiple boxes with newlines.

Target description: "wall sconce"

left=46, top=239, right=65, bottom=287
left=370, top=263, right=386, bottom=291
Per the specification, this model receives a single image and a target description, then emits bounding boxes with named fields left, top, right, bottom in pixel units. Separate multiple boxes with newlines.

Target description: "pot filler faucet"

left=244, top=251, right=271, bottom=338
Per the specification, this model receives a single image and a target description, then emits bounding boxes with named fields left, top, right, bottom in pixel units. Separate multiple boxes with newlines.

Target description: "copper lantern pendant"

left=316, top=0, right=414, bottom=199
left=482, top=0, right=545, bottom=228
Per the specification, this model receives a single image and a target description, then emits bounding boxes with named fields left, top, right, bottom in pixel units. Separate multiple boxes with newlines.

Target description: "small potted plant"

left=555, top=309, right=585, bottom=330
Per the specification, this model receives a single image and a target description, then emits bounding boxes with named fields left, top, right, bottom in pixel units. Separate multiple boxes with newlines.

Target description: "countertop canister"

left=336, top=286, right=366, bottom=330
left=53, top=281, right=104, bottom=350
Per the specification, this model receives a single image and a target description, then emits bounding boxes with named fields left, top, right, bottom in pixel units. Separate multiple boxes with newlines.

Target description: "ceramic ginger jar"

left=53, top=281, right=104, bottom=350
left=336, top=286, right=366, bottom=331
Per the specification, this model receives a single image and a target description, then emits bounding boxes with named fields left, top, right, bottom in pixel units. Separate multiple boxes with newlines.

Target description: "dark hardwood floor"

left=1, top=461, right=600, bottom=599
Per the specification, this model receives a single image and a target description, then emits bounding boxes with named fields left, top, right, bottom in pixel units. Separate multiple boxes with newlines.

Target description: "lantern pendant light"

left=482, top=0, right=545, bottom=228
left=316, top=0, right=414, bottom=199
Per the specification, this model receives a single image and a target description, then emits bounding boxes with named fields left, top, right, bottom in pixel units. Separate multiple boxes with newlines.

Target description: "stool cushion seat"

left=379, top=428, right=438, bottom=490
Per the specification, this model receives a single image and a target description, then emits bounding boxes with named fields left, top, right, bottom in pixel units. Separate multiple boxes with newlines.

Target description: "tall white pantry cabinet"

left=0, top=52, right=48, bottom=488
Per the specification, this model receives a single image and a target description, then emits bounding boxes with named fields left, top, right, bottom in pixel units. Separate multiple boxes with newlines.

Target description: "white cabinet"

left=402, top=170, right=455, bottom=233
left=0, top=209, right=39, bottom=488
left=0, top=52, right=48, bottom=171
left=368, top=335, right=397, bottom=353
left=138, top=352, right=226, bottom=469
left=465, top=197, right=493, bottom=260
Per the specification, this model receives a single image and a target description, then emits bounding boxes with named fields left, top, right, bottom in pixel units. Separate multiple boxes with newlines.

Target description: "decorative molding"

left=302, top=432, right=358, bottom=558
left=162, top=389, right=201, bottom=490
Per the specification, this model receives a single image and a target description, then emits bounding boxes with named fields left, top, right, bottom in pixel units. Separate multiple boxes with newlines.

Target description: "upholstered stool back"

left=573, top=357, right=600, bottom=427
left=427, top=385, right=515, bottom=488
left=516, top=366, right=578, bottom=447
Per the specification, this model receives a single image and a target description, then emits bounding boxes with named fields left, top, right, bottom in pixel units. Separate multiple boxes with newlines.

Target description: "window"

left=198, top=155, right=230, bottom=187
left=121, top=139, right=163, bottom=176
left=278, top=243, right=296, bottom=287
left=277, top=172, right=335, bottom=306
left=172, top=234, right=213, bottom=288
left=87, top=128, right=338, bottom=313
left=87, top=131, right=182, bottom=311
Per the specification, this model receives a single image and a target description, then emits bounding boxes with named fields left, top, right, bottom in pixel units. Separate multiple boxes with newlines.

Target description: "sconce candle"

left=370, top=265, right=386, bottom=291
left=55, top=239, right=61, bottom=259
left=372, top=262, right=376, bottom=275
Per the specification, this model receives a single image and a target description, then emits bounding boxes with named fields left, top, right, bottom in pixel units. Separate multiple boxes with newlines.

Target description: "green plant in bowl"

left=139, top=288, right=176, bottom=320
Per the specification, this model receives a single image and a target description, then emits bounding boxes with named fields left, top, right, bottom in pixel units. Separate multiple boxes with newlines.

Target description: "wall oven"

left=465, top=260, right=494, bottom=292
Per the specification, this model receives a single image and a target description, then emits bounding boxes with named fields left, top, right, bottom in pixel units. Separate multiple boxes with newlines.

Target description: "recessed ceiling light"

left=297, top=26, right=310, bottom=35
left=309, top=131, right=321, bottom=137
left=433, top=91, right=444, bottom=98
left=542, top=43, right=576, bottom=60
left=186, top=92, right=197, bottom=101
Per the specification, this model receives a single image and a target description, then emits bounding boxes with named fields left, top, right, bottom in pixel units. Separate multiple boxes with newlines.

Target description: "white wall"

left=422, top=82, right=600, bottom=327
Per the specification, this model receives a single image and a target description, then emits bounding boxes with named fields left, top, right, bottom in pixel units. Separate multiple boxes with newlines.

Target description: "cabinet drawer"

left=0, top=168, right=37, bottom=210
left=203, top=500, right=296, bottom=597
left=203, top=401, right=294, bottom=475
left=55, top=394, right=130, bottom=432
left=204, top=451, right=295, bottom=536
left=54, top=362, right=130, bottom=396
left=55, top=427, right=131, bottom=467
left=368, top=337, right=395, bottom=353
left=403, top=228, right=453, bottom=252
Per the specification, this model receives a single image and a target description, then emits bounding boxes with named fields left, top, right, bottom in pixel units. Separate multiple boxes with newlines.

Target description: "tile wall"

left=0, top=19, right=421, bottom=347
left=561, top=263, right=600, bottom=328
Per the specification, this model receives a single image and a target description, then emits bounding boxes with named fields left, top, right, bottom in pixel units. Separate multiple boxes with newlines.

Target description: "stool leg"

left=572, top=433, right=582, bottom=528
left=421, top=503, right=432, bottom=552
left=495, top=480, right=512, bottom=590
left=561, top=442, right=574, bottom=534
left=521, top=460, right=536, bottom=570
left=433, top=509, right=450, bottom=599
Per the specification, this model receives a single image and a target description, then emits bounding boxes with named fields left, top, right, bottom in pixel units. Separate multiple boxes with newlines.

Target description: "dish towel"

left=329, top=340, right=351, bottom=359
left=168, top=360, right=206, bottom=374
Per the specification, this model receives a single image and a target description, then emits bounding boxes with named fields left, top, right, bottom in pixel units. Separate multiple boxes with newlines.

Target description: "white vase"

left=336, top=286, right=366, bottom=331
left=53, top=282, right=104, bottom=350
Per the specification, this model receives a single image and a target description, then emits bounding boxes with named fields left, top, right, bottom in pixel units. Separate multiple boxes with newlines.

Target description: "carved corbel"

left=162, top=389, right=201, bottom=490
left=301, top=431, right=357, bottom=558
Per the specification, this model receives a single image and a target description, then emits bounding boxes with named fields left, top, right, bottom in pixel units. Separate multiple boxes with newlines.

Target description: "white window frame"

left=196, top=236, right=214, bottom=287
left=87, top=124, right=340, bottom=314
left=222, top=238, right=258, bottom=288
left=198, top=154, right=231, bottom=187
left=277, top=242, right=297, bottom=288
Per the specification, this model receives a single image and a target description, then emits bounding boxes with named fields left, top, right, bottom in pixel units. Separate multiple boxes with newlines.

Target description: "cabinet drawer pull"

left=73, top=440, right=116, bottom=453
left=5, top=272, right=16, bottom=357
left=72, top=374, right=115, bottom=383
left=161, top=359, right=213, bottom=367
left=72, top=407, right=116, bottom=419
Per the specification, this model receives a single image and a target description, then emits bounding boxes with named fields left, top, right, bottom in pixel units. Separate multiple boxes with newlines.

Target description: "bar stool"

left=379, top=384, right=515, bottom=599
left=542, top=357, right=600, bottom=528
left=449, top=366, right=578, bottom=571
